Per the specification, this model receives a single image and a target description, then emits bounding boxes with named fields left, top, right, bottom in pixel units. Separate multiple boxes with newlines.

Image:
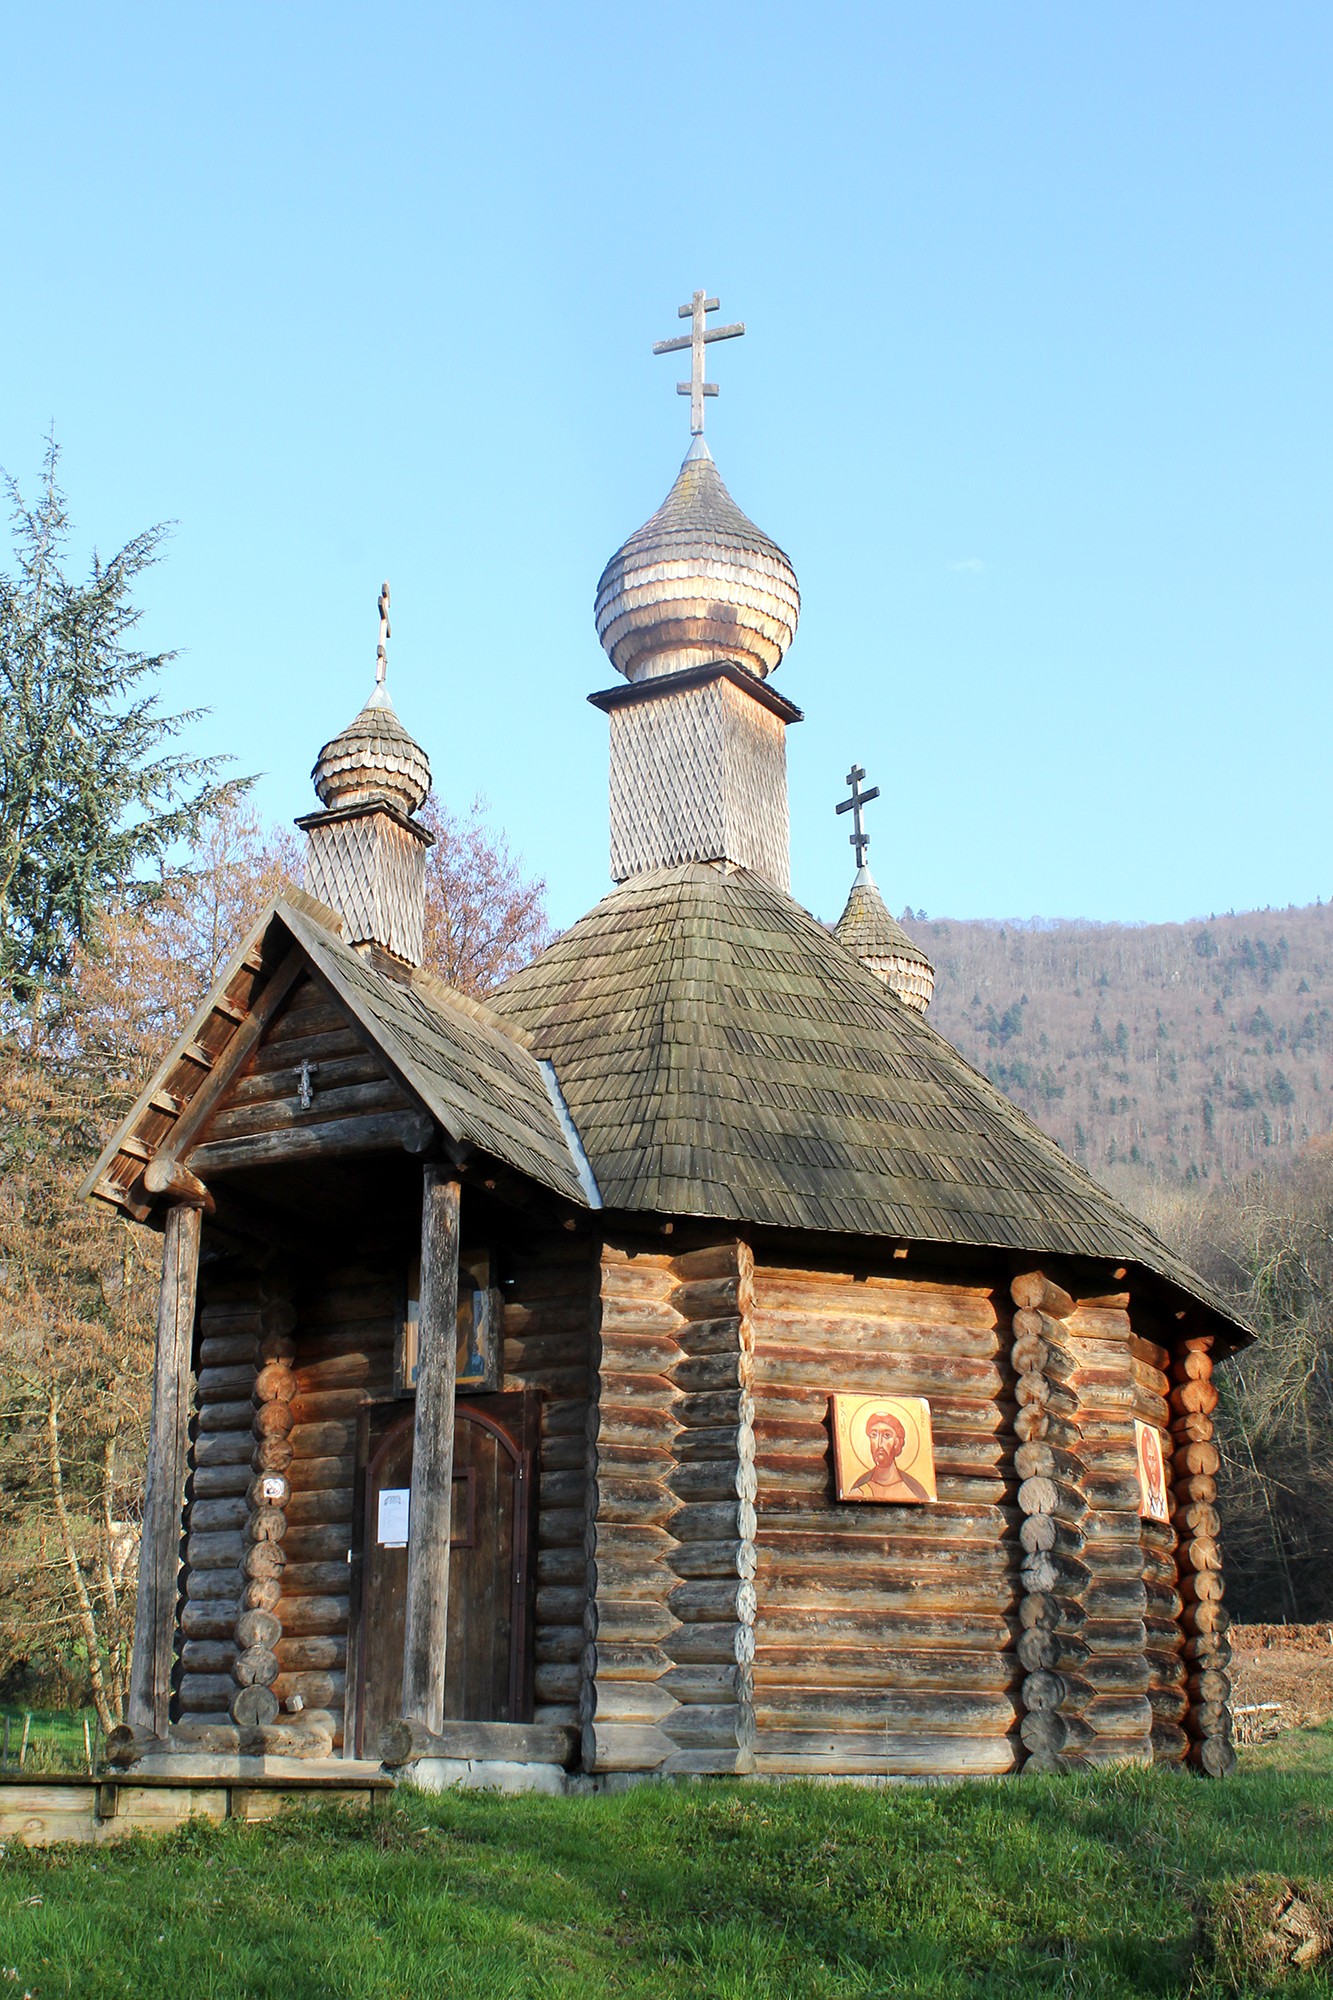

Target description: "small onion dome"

left=311, top=682, right=431, bottom=815
left=595, top=436, right=800, bottom=682
left=835, top=868, right=935, bottom=1014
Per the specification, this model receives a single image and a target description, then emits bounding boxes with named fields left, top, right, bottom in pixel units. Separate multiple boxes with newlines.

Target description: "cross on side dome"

left=832, top=764, right=934, bottom=1013
left=310, top=580, right=431, bottom=816
left=375, top=580, right=391, bottom=686
left=836, top=764, right=881, bottom=870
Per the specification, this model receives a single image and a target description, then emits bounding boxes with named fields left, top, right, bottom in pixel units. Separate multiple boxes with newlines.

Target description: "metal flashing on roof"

left=538, top=1060, right=603, bottom=1208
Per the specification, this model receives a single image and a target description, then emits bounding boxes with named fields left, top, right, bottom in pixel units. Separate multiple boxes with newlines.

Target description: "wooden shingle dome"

left=595, top=437, right=800, bottom=682
left=312, top=684, right=432, bottom=815
left=835, top=867, right=936, bottom=1013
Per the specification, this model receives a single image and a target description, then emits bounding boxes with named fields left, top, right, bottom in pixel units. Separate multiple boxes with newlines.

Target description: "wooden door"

left=354, top=1392, right=537, bottom=1756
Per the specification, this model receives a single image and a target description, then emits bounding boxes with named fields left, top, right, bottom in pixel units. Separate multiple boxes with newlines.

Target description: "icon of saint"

left=851, top=1409, right=931, bottom=1502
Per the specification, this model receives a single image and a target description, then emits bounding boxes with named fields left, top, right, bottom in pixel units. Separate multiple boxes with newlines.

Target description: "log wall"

left=662, top=1242, right=758, bottom=1775
left=177, top=1265, right=263, bottom=1729
left=748, top=1258, right=1022, bottom=1778
left=175, top=1254, right=397, bottom=1754
left=1010, top=1276, right=1092, bottom=1769
left=500, top=1233, right=597, bottom=1729
left=1010, top=1271, right=1228, bottom=1772
left=1060, top=1293, right=1154, bottom=1764
left=280, top=1257, right=399, bottom=1748
left=580, top=1244, right=683, bottom=1774
left=190, top=973, right=416, bottom=1165
left=1127, top=1310, right=1189, bottom=1767
left=578, top=1238, right=760, bottom=1777
left=1169, top=1331, right=1236, bottom=1776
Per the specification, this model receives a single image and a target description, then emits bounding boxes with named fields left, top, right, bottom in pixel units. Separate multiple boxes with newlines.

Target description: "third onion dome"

left=835, top=869, right=936, bottom=1014
left=595, top=436, right=800, bottom=681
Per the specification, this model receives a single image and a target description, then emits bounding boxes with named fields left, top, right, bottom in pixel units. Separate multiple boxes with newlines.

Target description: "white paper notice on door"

left=377, top=1487, right=411, bottom=1547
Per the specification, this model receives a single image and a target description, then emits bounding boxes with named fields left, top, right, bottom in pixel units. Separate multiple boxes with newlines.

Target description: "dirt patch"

left=1193, top=1875, right=1333, bottom=1989
left=1229, top=1624, right=1333, bottom=1741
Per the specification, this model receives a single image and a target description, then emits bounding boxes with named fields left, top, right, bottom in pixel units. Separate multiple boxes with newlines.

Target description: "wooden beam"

left=92, top=1178, right=138, bottom=1213
left=127, top=1204, right=202, bottom=1736
left=1011, top=1269, right=1076, bottom=1321
left=80, top=922, right=304, bottom=1216
left=187, top=1107, right=434, bottom=1176
left=143, top=1157, right=213, bottom=1213
left=379, top=1718, right=577, bottom=1768
left=400, top=1169, right=462, bottom=1734
left=152, top=950, right=307, bottom=1172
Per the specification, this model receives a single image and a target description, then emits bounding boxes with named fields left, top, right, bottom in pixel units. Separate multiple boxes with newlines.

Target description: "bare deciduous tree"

left=419, top=794, right=552, bottom=994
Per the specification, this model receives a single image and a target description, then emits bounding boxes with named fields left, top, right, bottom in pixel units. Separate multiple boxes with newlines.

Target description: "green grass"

left=1244, top=1721, right=1333, bottom=1778
left=1, top=1735, right=1331, bottom=1998
left=0, top=1712, right=98, bottom=1777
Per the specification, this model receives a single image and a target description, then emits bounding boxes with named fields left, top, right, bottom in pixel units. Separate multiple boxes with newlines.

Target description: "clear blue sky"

left=5, top=3, right=1330, bottom=932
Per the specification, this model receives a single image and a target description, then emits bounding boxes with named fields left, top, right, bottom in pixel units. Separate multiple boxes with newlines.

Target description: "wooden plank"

left=379, top=1718, right=578, bottom=1766
left=201, top=1077, right=409, bottom=1144
left=250, top=1025, right=370, bottom=1075
left=131, top=949, right=309, bottom=1180
left=188, top=1107, right=434, bottom=1174
left=128, top=1205, right=201, bottom=1736
left=401, top=1170, right=462, bottom=1733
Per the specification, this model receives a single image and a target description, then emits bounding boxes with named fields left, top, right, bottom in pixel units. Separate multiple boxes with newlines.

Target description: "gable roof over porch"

left=82, top=890, right=595, bottom=1221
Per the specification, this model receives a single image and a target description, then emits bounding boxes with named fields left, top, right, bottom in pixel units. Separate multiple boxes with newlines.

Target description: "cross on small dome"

left=311, top=581, right=431, bottom=816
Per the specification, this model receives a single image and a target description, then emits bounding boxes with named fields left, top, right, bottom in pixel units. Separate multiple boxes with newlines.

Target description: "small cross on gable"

left=836, top=764, right=880, bottom=869
left=653, top=290, right=745, bottom=436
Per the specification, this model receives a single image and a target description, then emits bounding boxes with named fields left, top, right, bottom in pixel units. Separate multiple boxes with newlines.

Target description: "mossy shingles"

left=493, top=863, right=1240, bottom=1329
left=278, top=903, right=589, bottom=1207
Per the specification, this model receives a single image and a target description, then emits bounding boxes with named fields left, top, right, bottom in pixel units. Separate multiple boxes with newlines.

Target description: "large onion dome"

left=311, top=683, right=431, bottom=816
left=835, top=868, right=935, bottom=1014
left=595, top=437, right=800, bottom=682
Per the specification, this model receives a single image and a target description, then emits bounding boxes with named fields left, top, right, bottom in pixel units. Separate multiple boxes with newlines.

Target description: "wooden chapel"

left=88, top=301, right=1247, bottom=1789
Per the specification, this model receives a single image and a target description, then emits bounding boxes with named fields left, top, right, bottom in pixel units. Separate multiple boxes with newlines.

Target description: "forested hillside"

left=899, top=900, right=1333, bottom=1183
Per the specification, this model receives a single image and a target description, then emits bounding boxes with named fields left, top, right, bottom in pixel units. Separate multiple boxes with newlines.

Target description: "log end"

left=104, top=1724, right=156, bottom=1769
left=231, top=1684, right=280, bottom=1729
left=378, top=1717, right=435, bottom=1768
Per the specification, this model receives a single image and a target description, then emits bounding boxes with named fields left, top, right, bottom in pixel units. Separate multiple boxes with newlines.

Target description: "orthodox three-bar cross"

left=837, top=764, right=880, bottom=869
left=653, top=290, right=745, bottom=435
left=376, top=581, right=391, bottom=686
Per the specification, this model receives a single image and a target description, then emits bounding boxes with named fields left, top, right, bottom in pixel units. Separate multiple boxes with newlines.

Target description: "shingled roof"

left=490, top=861, right=1243, bottom=1330
left=84, top=895, right=592, bottom=1217
left=277, top=903, right=594, bottom=1207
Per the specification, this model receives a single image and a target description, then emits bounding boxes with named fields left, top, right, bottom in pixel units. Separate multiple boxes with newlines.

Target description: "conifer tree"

left=0, top=437, right=243, bottom=1010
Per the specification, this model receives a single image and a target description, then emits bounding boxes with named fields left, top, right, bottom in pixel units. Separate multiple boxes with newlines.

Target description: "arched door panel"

left=354, top=1392, right=538, bottom=1756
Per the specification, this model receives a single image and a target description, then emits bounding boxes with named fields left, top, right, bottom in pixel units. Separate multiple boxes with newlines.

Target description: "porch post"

left=128, top=1202, right=202, bottom=1736
left=401, top=1167, right=462, bottom=1732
